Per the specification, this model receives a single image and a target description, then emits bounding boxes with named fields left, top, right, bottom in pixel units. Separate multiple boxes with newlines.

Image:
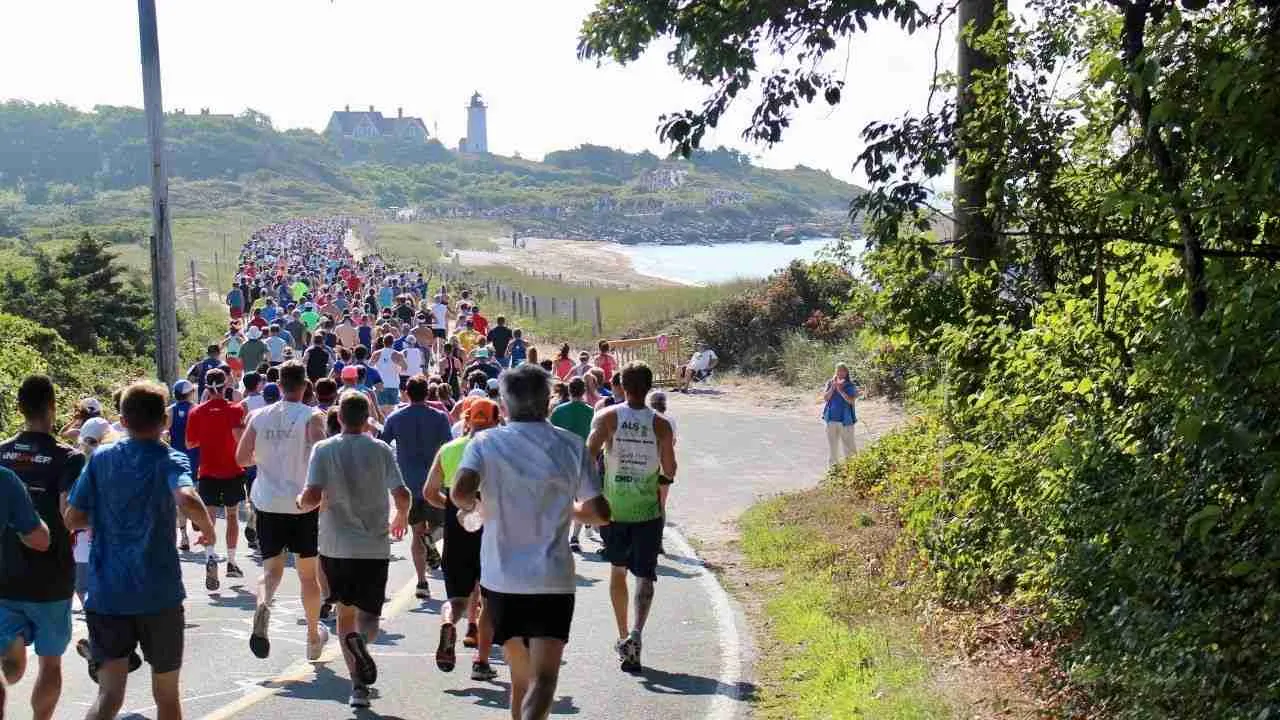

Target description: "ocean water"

left=615, top=237, right=859, bottom=286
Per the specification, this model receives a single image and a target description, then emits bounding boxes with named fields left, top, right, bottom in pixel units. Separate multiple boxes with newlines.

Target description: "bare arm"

left=654, top=415, right=678, bottom=481
left=175, top=486, right=216, bottom=543
left=423, top=454, right=447, bottom=509
left=823, top=380, right=835, bottom=401
left=297, top=486, right=324, bottom=513
left=22, top=519, right=51, bottom=551
left=574, top=496, right=611, bottom=526
left=587, top=409, right=616, bottom=458
left=390, top=486, right=411, bottom=540
left=451, top=468, right=481, bottom=511
left=235, top=423, right=257, bottom=469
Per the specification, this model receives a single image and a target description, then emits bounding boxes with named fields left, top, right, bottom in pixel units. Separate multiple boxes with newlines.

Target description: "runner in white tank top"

left=236, top=363, right=330, bottom=663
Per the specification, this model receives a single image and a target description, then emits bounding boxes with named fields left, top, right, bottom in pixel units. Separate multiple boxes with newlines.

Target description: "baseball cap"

left=262, top=383, right=282, bottom=403
left=486, top=378, right=500, bottom=391
left=465, top=398, right=501, bottom=431
left=79, top=417, right=112, bottom=444
left=173, top=380, right=194, bottom=397
left=246, top=326, right=262, bottom=339
left=80, top=397, right=103, bottom=414
left=340, top=365, right=360, bottom=382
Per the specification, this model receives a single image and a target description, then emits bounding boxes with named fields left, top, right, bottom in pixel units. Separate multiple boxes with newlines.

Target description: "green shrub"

left=0, top=313, right=143, bottom=433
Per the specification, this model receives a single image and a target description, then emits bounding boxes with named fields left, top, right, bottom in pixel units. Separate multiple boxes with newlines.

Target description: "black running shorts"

left=599, top=517, right=665, bottom=581
left=408, top=496, right=444, bottom=528
left=480, top=588, right=575, bottom=645
left=442, top=497, right=482, bottom=600
left=320, top=556, right=389, bottom=616
left=197, top=476, right=247, bottom=507
left=86, top=605, right=184, bottom=674
left=255, top=510, right=319, bottom=560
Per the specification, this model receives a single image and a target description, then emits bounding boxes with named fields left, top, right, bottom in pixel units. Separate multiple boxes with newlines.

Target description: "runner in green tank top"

left=587, top=361, right=677, bottom=674
left=423, top=398, right=501, bottom=681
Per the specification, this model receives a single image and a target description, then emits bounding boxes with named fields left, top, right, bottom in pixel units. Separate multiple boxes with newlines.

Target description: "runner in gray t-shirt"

left=298, top=390, right=409, bottom=710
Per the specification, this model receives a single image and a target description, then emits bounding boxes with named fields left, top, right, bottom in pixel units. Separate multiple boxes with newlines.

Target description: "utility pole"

left=954, top=0, right=1003, bottom=269
left=189, top=257, right=199, bottom=314
left=139, top=0, right=180, bottom=386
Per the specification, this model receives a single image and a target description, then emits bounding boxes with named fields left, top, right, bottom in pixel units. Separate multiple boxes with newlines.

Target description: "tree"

left=0, top=233, right=150, bottom=355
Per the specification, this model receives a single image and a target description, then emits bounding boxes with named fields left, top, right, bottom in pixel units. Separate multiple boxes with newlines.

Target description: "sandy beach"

left=451, top=237, right=685, bottom=289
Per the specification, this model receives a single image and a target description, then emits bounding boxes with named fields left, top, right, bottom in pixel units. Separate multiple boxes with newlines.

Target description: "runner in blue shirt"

left=65, top=381, right=216, bottom=720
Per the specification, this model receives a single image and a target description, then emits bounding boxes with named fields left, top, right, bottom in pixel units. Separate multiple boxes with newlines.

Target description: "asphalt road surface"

left=7, top=386, right=889, bottom=720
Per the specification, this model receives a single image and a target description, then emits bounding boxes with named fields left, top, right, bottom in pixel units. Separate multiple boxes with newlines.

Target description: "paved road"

left=6, top=387, right=888, bottom=720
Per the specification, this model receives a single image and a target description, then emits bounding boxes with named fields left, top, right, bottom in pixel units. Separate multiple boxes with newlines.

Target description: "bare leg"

left=523, top=638, right=566, bottom=720
left=295, top=557, right=323, bottom=642
left=224, top=505, right=240, bottom=559
left=257, top=555, right=285, bottom=607
left=410, top=522, right=428, bottom=583
left=151, top=668, right=182, bottom=720
left=475, top=594, right=493, bottom=664
left=1, top=638, right=25, bottom=685
left=356, top=610, right=380, bottom=645
left=505, top=640, right=530, bottom=720
left=336, top=604, right=358, bottom=681
left=632, top=578, right=656, bottom=636
left=608, top=566, right=629, bottom=638
left=30, top=656, right=61, bottom=720
left=84, top=658, right=128, bottom=720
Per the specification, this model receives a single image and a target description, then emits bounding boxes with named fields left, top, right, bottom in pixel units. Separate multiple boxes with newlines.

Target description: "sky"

left=0, top=0, right=952, bottom=186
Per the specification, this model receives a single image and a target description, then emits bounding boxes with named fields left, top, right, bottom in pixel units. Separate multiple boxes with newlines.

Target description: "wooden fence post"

left=189, top=257, right=198, bottom=313
left=551, top=297, right=557, bottom=316
left=571, top=296, right=578, bottom=324
left=593, top=296, right=602, bottom=336
left=532, top=297, right=538, bottom=319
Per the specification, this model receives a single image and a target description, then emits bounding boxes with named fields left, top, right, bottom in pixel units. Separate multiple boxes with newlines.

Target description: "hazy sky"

left=1, top=1, right=951, bottom=185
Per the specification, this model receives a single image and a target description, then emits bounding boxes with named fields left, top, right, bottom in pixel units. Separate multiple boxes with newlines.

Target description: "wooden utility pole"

left=139, top=0, right=180, bottom=386
left=189, top=258, right=199, bottom=313
left=593, top=296, right=603, bottom=337
left=954, top=0, right=1003, bottom=269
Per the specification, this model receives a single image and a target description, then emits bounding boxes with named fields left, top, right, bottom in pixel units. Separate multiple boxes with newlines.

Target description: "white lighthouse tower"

left=461, top=92, right=488, bottom=154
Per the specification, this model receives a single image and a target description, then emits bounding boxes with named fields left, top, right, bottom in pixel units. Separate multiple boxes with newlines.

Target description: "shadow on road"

left=207, top=586, right=257, bottom=610
left=638, top=667, right=758, bottom=702
left=443, top=682, right=580, bottom=715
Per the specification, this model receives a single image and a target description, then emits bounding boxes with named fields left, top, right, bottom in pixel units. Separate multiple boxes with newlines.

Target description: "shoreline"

left=452, top=237, right=692, bottom=289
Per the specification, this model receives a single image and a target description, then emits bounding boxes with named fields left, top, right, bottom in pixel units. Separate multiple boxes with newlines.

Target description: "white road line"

left=663, top=525, right=746, bottom=720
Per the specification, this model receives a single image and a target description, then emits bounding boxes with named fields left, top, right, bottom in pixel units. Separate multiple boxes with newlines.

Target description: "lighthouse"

left=461, top=92, right=488, bottom=154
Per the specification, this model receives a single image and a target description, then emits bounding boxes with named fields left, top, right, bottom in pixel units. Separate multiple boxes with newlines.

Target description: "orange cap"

left=465, top=398, right=501, bottom=431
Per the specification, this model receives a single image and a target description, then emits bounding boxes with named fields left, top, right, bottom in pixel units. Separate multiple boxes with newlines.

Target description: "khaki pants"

left=826, top=422, right=857, bottom=465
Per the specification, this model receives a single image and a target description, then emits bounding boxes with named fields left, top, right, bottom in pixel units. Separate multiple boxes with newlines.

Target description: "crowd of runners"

left=0, top=217, right=682, bottom=720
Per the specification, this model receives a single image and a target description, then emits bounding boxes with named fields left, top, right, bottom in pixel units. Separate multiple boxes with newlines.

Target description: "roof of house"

left=328, top=109, right=429, bottom=138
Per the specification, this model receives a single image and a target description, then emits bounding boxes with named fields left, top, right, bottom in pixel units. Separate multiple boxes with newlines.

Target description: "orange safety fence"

left=606, top=335, right=684, bottom=386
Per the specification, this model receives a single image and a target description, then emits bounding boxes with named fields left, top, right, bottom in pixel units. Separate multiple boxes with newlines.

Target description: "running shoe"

left=226, top=562, right=245, bottom=579
left=415, top=581, right=431, bottom=600
left=245, top=525, right=258, bottom=550
left=435, top=623, right=457, bottom=672
left=471, top=661, right=498, bottom=682
left=569, top=537, right=582, bottom=553
left=307, top=624, right=330, bottom=661
left=424, top=538, right=442, bottom=570
left=349, top=684, right=371, bottom=708
left=205, top=556, right=220, bottom=591
left=462, top=623, right=478, bottom=649
left=617, top=632, right=643, bottom=674
left=343, top=632, right=377, bottom=685
left=249, top=604, right=271, bottom=658
left=319, top=601, right=333, bottom=622
left=179, top=535, right=190, bottom=552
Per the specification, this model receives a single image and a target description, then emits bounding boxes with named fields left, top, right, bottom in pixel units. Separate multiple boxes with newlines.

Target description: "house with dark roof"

left=325, top=105, right=429, bottom=142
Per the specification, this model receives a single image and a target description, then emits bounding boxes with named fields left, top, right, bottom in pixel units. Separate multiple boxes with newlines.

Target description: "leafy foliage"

left=0, top=233, right=150, bottom=355
left=582, top=0, right=1280, bottom=715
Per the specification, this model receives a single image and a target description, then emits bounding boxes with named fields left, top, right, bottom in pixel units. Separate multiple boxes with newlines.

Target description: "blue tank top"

left=169, top=401, right=193, bottom=451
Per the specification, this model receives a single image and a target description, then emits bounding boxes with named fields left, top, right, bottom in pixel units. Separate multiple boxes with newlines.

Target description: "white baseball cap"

left=246, top=326, right=262, bottom=339
left=79, top=417, right=112, bottom=444
left=80, top=397, right=102, bottom=414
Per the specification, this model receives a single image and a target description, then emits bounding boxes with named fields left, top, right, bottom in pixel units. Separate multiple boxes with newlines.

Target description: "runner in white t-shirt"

left=431, top=298, right=449, bottom=356
left=452, top=364, right=610, bottom=719
left=235, top=361, right=330, bottom=661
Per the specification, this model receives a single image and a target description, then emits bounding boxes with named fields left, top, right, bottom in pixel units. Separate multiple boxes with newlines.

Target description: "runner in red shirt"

left=185, top=368, right=249, bottom=590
